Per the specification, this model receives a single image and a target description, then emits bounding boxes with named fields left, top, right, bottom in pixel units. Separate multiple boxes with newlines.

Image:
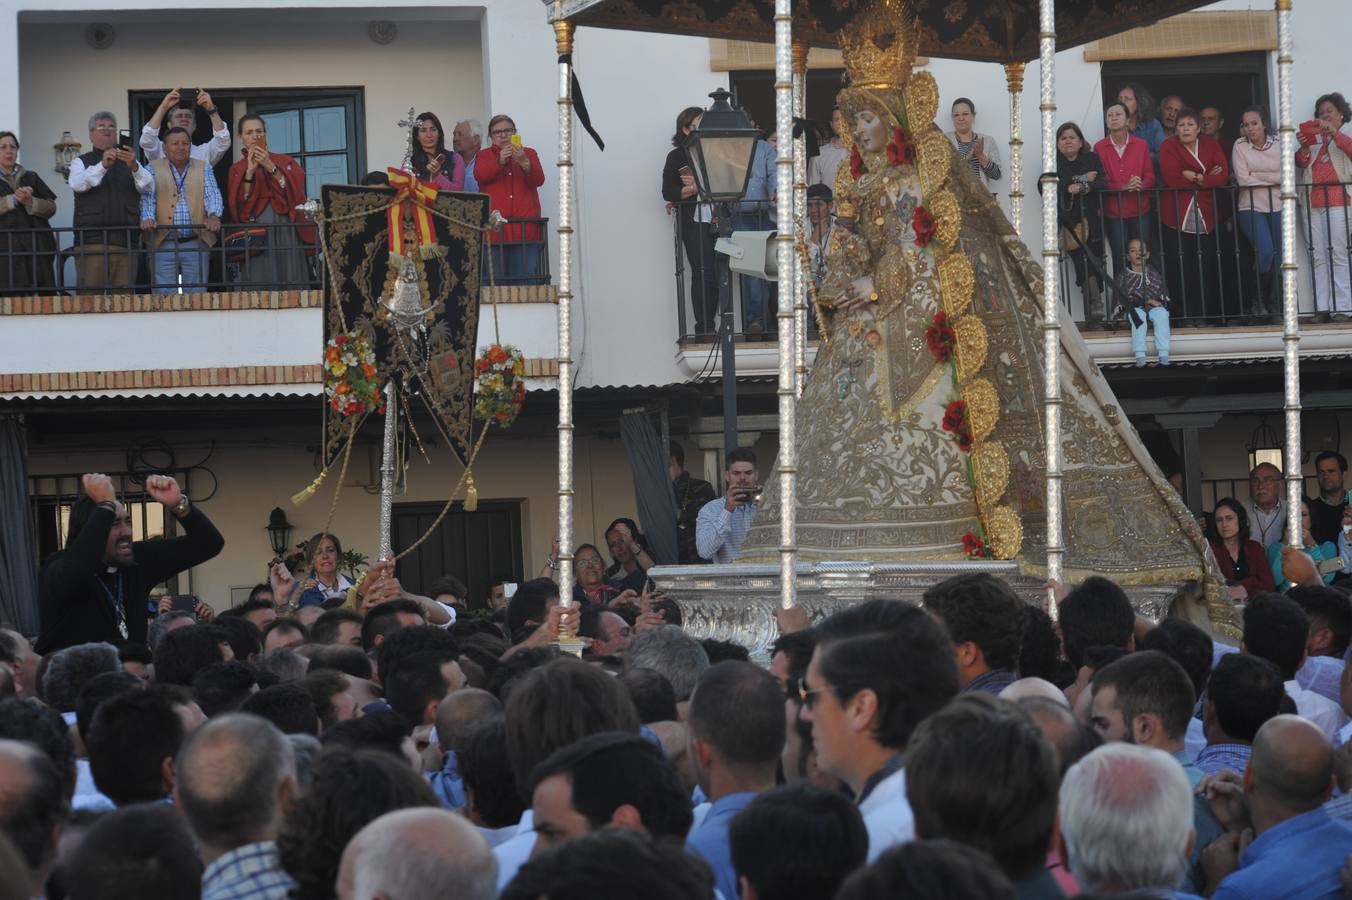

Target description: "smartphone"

left=170, top=594, right=198, bottom=613
left=117, top=129, right=133, bottom=150
left=179, top=88, right=198, bottom=101
left=504, top=582, right=518, bottom=600
left=511, top=133, right=523, bottom=148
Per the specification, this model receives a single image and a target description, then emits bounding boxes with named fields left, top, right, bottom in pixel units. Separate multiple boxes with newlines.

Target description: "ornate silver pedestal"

left=650, top=560, right=1179, bottom=657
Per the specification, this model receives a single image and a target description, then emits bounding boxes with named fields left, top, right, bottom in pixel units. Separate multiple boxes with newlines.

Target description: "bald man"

left=1202, top=715, right=1352, bottom=898
left=428, top=688, right=502, bottom=810
left=336, top=807, right=496, bottom=900
left=175, top=713, right=298, bottom=898
left=0, top=739, right=67, bottom=897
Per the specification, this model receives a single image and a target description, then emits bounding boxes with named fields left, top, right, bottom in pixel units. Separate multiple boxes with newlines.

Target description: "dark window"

left=1100, top=52, right=1271, bottom=143
left=728, top=69, right=846, bottom=135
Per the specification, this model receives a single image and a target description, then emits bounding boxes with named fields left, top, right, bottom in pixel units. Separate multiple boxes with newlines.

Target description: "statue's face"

left=853, top=110, right=889, bottom=154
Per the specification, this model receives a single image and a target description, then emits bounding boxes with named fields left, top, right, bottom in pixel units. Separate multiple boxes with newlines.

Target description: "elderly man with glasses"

left=68, top=111, right=153, bottom=293
left=1244, top=462, right=1287, bottom=547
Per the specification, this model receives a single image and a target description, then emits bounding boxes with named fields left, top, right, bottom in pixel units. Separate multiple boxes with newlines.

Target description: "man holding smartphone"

left=696, top=448, right=761, bottom=564
left=139, top=88, right=230, bottom=165
left=68, top=111, right=153, bottom=292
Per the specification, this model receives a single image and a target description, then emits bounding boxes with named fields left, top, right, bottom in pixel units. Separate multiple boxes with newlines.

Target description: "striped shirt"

left=1195, top=743, right=1252, bottom=777
left=695, top=498, right=758, bottom=564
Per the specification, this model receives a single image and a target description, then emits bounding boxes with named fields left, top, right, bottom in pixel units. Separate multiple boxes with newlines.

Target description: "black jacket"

left=37, top=504, right=225, bottom=652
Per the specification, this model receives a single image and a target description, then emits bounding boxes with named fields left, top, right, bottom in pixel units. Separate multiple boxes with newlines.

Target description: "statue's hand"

left=836, top=275, right=877, bottom=311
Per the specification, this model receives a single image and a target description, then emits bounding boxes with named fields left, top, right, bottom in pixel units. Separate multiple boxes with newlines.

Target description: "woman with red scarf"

left=227, top=114, right=310, bottom=288
left=474, top=114, right=545, bottom=284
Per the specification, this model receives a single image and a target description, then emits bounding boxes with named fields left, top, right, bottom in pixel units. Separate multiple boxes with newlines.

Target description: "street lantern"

left=53, top=132, right=82, bottom=179
left=266, top=507, right=293, bottom=559
left=684, top=88, right=760, bottom=203
left=1247, top=419, right=1284, bottom=472
left=684, top=88, right=761, bottom=463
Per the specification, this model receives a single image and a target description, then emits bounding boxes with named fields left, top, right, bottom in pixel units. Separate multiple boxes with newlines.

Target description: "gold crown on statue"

left=839, top=0, right=919, bottom=90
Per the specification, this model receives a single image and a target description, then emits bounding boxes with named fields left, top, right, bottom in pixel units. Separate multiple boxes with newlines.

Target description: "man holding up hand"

left=69, top=111, right=153, bottom=292
left=37, top=473, right=224, bottom=653
left=139, top=88, right=230, bottom=165
left=696, top=448, right=760, bottom=564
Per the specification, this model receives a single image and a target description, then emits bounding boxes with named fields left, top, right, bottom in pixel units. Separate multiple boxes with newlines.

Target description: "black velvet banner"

left=319, top=183, right=489, bottom=467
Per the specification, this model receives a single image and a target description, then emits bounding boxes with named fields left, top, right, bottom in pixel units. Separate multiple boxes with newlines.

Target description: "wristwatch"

left=171, top=494, right=191, bottom=517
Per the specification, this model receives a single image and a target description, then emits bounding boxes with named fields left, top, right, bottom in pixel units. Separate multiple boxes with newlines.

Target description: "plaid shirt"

left=1195, top=743, right=1252, bottom=777
left=202, top=841, right=295, bottom=900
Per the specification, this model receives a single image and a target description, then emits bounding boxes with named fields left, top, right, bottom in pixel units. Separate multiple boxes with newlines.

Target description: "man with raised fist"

left=37, top=472, right=224, bottom=652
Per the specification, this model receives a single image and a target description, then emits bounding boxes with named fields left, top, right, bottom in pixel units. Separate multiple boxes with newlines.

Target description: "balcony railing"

left=1058, top=181, right=1351, bottom=326
left=0, top=216, right=549, bottom=295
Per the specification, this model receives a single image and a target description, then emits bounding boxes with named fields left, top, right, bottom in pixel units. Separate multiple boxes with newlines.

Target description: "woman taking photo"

left=1055, top=122, right=1106, bottom=321
left=1210, top=498, right=1276, bottom=602
left=603, top=517, right=655, bottom=594
left=662, top=106, right=717, bottom=335
left=0, top=131, right=57, bottom=294
left=411, top=111, right=465, bottom=191
left=1296, top=91, right=1352, bottom=322
left=946, top=98, right=1001, bottom=194
left=1159, top=107, right=1228, bottom=320
left=227, top=114, right=310, bottom=289
left=474, top=113, right=546, bottom=283
left=1232, top=105, right=1283, bottom=320
left=1266, top=498, right=1340, bottom=591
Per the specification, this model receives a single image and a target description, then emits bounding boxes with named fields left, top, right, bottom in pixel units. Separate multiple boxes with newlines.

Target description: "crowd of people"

left=664, top=82, right=1352, bottom=340
left=0, top=92, right=548, bottom=295
left=5, top=445, right=1352, bottom=899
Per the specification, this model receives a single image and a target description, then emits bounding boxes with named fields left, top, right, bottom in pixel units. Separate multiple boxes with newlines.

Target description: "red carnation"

left=942, top=400, right=974, bottom=452
left=335, top=334, right=348, bottom=345
left=849, top=145, right=864, bottom=179
left=962, top=531, right=987, bottom=558
left=913, top=205, right=937, bottom=248
left=925, top=311, right=956, bottom=363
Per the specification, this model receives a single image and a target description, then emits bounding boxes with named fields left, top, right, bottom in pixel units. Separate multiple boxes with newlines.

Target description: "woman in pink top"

left=1094, top=101, right=1157, bottom=273
left=410, top=112, right=465, bottom=191
left=1232, top=105, right=1283, bottom=320
left=1296, top=92, right=1352, bottom=321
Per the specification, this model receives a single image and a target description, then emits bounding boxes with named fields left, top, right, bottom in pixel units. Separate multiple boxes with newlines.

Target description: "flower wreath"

left=474, top=343, right=527, bottom=428
left=324, top=332, right=382, bottom=417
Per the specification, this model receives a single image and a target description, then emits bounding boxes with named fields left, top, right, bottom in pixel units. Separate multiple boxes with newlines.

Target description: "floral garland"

left=941, top=400, right=973, bottom=453
left=324, top=332, right=382, bottom=417
left=924, top=311, right=956, bottom=363
left=474, top=343, right=526, bottom=428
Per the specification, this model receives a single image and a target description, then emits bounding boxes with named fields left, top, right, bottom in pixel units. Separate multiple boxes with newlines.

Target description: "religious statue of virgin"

left=736, top=0, right=1237, bottom=633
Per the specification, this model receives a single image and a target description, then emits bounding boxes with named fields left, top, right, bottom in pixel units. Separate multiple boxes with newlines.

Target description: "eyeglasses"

left=92, top=124, right=117, bottom=131
left=490, top=127, right=517, bottom=137
left=1250, top=477, right=1282, bottom=486
left=797, top=677, right=826, bottom=709
left=576, top=557, right=604, bottom=568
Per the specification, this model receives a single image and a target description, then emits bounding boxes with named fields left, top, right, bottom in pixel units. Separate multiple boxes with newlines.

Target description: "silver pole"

left=1276, top=0, right=1302, bottom=546
left=792, top=41, right=809, bottom=396
left=1038, top=0, right=1063, bottom=615
left=377, top=379, right=398, bottom=559
left=774, top=0, right=797, bottom=608
left=1005, top=62, right=1026, bottom=236
left=554, top=13, right=577, bottom=600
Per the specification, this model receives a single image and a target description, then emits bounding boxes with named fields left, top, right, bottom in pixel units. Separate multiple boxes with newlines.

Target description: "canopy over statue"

left=727, top=0, right=1238, bottom=633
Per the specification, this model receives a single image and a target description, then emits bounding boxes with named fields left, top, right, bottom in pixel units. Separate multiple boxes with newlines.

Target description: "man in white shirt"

left=453, top=119, right=482, bottom=193
left=1242, top=593, right=1347, bottom=741
left=1244, top=462, right=1286, bottom=547
left=68, top=111, right=154, bottom=292
left=695, top=448, right=760, bottom=564
left=799, top=599, right=959, bottom=861
left=140, top=88, right=230, bottom=165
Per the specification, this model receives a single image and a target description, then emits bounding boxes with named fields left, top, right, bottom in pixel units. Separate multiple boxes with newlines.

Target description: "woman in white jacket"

left=946, top=98, right=1002, bottom=195
left=1232, top=105, right=1283, bottom=319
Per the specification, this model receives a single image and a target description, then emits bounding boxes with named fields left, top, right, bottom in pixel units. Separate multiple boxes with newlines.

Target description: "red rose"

left=335, top=334, right=348, bottom=345
left=849, top=145, right=864, bottom=179
left=925, top=312, right=956, bottom=363
left=913, top=205, right=937, bottom=248
left=962, top=531, right=986, bottom=557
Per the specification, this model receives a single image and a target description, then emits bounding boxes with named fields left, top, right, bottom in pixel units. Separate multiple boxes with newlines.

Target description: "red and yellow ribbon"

left=385, top=167, right=438, bottom=257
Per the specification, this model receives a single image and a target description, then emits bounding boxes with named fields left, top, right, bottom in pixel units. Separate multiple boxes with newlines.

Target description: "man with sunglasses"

left=798, top=599, right=959, bottom=862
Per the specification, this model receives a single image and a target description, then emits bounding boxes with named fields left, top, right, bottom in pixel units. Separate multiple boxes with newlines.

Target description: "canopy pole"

left=774, top=0, right=798, bottom=609
left=792, top=39, right=809, bottom=397
left=554, top=9, right=577, bottom=607
left=377, top=379, right=398, bottom=559
left=1038, top=0, right=1063, bottom=618
left=1276, top=0, right=1303, bottom=547
left=1005, top=62, right=1026, bottom=236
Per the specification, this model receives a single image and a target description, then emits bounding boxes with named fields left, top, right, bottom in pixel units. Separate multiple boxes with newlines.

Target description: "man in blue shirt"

left=1204, top=715, right=1352, bottom=899
left=685, top=661, right=785, bottom=900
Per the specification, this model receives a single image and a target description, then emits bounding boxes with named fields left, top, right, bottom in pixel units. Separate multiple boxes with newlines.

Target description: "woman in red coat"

left=474, top=114, right=546, bottom=284
left=1158, top=107, right=1229, bottom=321
left=1210, top=497, right=1276, bottom=603
left=226, top=114, right=311, bottom=289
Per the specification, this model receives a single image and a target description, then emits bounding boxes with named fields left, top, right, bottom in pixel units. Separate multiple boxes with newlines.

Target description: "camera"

left=180, top=88, right=198, bottom=101
left=740, top=485, right=763, bottom=504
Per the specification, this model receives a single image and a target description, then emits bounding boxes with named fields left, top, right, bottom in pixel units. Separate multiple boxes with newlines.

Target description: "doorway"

left=391, top=500, right=523, bottom=608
